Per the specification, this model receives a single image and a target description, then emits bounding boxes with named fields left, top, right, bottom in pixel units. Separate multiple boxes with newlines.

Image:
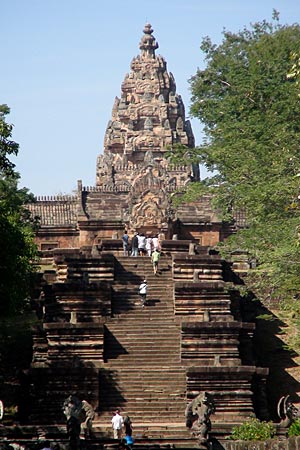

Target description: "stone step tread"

left=94, top=420, right=187, bottom=426
left=113, top=286, right=172, bottom=290
left=105, top=346, right=180, bottom=352
left=105, top=342, right=180, bottom=348
left=104, top=342, right=180, bottom=347
left=104, top=336, right=180, bottom=343
left=106, top=321, right=177, bottom=326
left=109, top=318, right=176, bottom=323
left=113, top=287, right=172, bottom=292
left=105, top=322, right=179, bottom=328
left=101, top=366, right=185, bottom=371
left=100, top=382, right=185, bottom=388
left=107, top=316, right=178, bottom=321
left=100, top=393, right=185, bottom=398
left=99, top=393, right=186, bottom=400
left=113, top=285, right=173, bottom=289
left=104, top=360, right=182, bottom=366
left=113, top=302, right=172, bottom=306
left=104, top=356, right=181, bottom=361
left=105, top=330, right=179, bottom=335
left=105, top=331, right=178, bottom=336
left=110, top=313, right=176, bottom=318
left=104, top=361, right=182, bottom=366
left=104, top=353, right=182, bottom=358
left=111, top=304, right=175, bottom=308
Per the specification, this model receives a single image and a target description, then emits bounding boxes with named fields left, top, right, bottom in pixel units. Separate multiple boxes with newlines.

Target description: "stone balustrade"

left=181, top=321, right=255, bottom=365
left=173, top=254, right=224, bottom=282
left=186, top=366, right=269, bottom=423
left=174, top=282, right=233, bottom=319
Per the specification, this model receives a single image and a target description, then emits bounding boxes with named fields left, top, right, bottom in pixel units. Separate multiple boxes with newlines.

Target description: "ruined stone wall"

left=35, top=227, right=79, bottom=250
left=28, top=196, right=79, bottom=250
left=223, top=437, right=298, bottom=450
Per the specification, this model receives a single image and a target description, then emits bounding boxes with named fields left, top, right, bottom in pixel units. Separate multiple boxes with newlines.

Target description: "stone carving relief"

left=63, top=395, right=95, bottom=442
left=122, top=164, right=173, bottom=230
left=131, top=197, right=165, bottom=229
left=96, top=151, right=114, bottom=185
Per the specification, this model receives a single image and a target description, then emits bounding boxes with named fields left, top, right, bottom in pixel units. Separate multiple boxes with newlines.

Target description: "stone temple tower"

left=94, top=23, right=199, bottom=234
left=96, top=23, right=197, bottom=184
left=30, top=24, right=225, bottom=249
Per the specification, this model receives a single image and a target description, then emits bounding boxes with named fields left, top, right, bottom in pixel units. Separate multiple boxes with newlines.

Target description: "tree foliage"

left=174, top=13, right=300, bottom=314
left=0, top=105, right=38, bottom=315
left=288, top=418, right=300, bottom=436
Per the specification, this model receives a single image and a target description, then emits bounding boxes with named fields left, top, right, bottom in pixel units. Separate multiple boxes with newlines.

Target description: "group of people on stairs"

left=122, top=231, right=161, bottom=257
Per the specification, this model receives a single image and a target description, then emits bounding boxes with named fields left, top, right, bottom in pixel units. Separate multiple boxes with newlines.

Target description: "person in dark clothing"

left=124, top=416, right=133, bottom=436
left=122, top=231, right=129, bottom=256
left=131, top=232, right=139, bottom=257
left=122, top=416, right=134, bottom=450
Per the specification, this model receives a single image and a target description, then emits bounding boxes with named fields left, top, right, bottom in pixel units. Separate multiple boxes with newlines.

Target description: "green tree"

left=173, top=13, right=300, bottom=320
left=0, top=105, right=38, bottom=315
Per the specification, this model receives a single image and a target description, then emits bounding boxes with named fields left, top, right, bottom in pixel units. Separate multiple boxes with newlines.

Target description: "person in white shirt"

left=112, top=408, right=124, bottom=439
left=137, top=233, right=146, bottom=256
left=138, top=279, right=148, bottom=307
left=152, top=234, right=159, bottom=251
left=145, top=236, right=153, bottom=257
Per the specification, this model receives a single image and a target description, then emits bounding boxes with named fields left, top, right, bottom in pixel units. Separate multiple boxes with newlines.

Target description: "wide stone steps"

left=98, top=365, right=187, bottom=423
left=97, top=255, right=189, bottom=427
left=111, top=307, right=175, bottom=318
left=111, top=257, right=174, bottom=321
left=104, top=325, right=179, bottom=333
left=91, top=424, right=194, bottom=444
left=114, top=258, right=171, bottom=280
left=104, top=341, right=180, bottom=351
left=104, top=345, right=180, bottom=361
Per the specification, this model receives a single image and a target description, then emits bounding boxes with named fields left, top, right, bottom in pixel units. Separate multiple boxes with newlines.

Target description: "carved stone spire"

left=139, top=23, right=159, bottom=59
left=96, top=24, right=197, bottom=187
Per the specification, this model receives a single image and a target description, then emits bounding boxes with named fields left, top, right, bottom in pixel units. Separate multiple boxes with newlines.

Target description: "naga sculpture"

left=185, top=392, right=215, bottom=448
left=277, top=395, right=300, bottom=427
left=63, top=395, right=95, bottom=446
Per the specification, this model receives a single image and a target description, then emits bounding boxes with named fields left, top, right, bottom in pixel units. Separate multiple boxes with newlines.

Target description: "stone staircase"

left=95, top=256, right=191, bottom=442
left=26, top=248, right=269, bottom=447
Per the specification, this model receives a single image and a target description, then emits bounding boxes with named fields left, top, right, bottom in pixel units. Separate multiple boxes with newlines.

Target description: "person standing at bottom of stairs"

left=124, top=415, right=133, bottom=437
left=112, top=408, right=124, bottom=439
left=123, top=416, right=134, bottom=449
left=138, top=279, right=148, bottom=307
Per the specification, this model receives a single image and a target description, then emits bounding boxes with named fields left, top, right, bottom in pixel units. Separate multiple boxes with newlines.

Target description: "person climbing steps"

left=138, top=279, right=148, bottom=307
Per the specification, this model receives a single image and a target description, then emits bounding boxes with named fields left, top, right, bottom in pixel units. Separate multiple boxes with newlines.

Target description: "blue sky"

left=2, top=0, right=299, bottom=195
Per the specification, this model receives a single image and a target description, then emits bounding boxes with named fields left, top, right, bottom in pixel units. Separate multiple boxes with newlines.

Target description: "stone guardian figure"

left=63, top=395, right=95, bottom=448
left=185, top=392, right=215, bottom=448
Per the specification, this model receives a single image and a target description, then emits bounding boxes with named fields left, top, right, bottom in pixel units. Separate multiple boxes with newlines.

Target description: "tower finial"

left=139, top=23, right=159, bottom=59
